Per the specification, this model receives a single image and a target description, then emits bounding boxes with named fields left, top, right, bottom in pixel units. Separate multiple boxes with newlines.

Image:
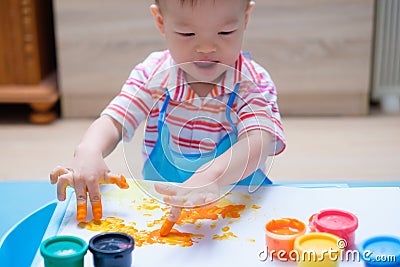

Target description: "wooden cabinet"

left=0, top=0, right=58, bottom=123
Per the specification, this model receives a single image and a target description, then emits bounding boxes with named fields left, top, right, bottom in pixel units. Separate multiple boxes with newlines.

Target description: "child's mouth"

left=194, top=61, right=218, bottom=69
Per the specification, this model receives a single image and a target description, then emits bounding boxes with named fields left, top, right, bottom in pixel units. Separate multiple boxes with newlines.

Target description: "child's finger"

left=154, top=182, right=178, bottom=196
left=76, top=202, right=87, bottom=222
left=101, top=173, right=129, bottom=189
left=168, top=206, right=182, bottom=221
left=91, top=200, right=102, bottom=220
left=87, top=182, right=103, bottom=220
left=56, top=172, right=73, bottom=201
left=160, top=207, right=182, bottom=237
left=74, top=180, right=88, bottom=222
left=160, top=219, right=175, bottom=237
left=163, top=195, right=186, bottom=206
left=165, top=194, right=209, bottom=208
left=204, top=192, right=218, bottom=204
left=50, top=166, right=70, bottom=184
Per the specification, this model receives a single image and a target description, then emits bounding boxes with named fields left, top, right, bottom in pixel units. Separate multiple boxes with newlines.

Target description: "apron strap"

left=158, top=89, right=170, bottom=131
left=225, top=83, right=240, bottom=133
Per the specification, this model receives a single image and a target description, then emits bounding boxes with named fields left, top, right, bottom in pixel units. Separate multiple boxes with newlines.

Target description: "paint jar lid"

left=310, top=209, right=358, bottom=233
left=359, top=236, right=400, bottom=265
left=40, top=235, right=88, bottom=262
left=294, top=232, right=341, bottom=255
left=266, top=218, right=306, bottom=240
left=89, top=232, right=134, bottom=255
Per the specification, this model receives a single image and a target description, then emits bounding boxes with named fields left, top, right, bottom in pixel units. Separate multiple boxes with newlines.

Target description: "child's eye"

left=176, top=32, right=195, bottom=37
left=218, top=30, right=236, bottom=36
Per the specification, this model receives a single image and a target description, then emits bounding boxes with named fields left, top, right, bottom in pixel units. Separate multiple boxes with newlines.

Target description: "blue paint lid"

left=359, top=236, right=400, bottom=266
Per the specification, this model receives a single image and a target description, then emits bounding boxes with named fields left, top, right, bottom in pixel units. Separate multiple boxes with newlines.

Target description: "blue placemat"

left=0, top=181, right=56, bottom=240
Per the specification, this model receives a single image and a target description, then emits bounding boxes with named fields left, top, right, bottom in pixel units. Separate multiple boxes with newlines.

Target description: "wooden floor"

left=1, top=113, right=399, bottom=183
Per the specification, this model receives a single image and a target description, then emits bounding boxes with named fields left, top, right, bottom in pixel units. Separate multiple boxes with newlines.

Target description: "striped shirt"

left=101, top=50, right=286, bottom=158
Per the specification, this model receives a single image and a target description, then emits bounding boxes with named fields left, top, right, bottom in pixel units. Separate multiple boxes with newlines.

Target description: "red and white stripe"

left=101, top=50, right=286, bottom=158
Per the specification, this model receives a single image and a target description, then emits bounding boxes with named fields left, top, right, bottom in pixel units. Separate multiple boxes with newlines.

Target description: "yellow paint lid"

left=294, top=232, right=341, bottom=254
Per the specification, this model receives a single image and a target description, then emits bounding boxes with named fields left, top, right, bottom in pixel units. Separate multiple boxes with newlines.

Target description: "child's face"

left=151, top=0, right=254, bottom=84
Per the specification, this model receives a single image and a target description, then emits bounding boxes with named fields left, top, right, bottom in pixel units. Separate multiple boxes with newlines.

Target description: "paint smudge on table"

left=212, top=231, right=238, bottom=240
left=79, top=196, right=260, bottom=247
left=79, top=217, right=203, bottom=247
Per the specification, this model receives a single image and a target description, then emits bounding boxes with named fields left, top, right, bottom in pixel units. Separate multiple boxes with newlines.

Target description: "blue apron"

left=142, top=83, right=272, bottom=186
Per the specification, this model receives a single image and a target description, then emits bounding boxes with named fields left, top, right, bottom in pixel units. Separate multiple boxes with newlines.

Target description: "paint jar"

left=89, top=232, right=134, bottom=267
left=40, top=235, right=88, bottom=267
left=265, top=218, right=306, bottom=259
left=309, top=209, right=358, bottom=249
left=294, top=232, right=342, bottom=267
left=358, top=236, right=400, bottom=266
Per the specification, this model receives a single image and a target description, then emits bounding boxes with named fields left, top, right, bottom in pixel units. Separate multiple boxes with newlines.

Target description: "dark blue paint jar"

left=89, top=232, right=134, bottom=267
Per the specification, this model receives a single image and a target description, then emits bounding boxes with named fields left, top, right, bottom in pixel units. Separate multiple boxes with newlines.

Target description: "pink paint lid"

left=312, top=209, right=358, bottom=233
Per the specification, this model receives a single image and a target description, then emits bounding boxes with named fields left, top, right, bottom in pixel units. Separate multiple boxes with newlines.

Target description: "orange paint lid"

left=266, top=218, right=306, bottom=240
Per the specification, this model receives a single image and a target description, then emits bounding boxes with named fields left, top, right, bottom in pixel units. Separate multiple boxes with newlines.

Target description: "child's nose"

left=195, top=41, right=217, bottom=54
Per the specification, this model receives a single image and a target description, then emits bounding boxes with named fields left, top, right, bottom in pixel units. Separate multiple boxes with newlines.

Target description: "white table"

left=33, top=180, right=400, bottom=267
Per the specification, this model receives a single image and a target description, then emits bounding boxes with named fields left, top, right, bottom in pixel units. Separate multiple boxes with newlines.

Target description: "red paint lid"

left=313, top=209, right=358, bottom=233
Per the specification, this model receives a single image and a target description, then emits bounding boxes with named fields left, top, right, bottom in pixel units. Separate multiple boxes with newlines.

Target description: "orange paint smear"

left=210, top=222, right=217, bottom=229
left=176, top=204, right=246, bottom=225
left=79, top=217, right=204, bottom=247
left=79, top=202, right=246, bottom=247
left=212, top=231, right=238, bottom=240
left=137, top=198, right=162, bottom=211
left=195, top=222, right=204, bottom=230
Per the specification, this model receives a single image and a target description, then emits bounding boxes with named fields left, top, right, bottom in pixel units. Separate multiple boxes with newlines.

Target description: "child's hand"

left=159, top=206, right=182, bottom=236
left=49, top=165, right=129, bottom=222
left=155, top=182, right=219, bottom=236
left=154, top=182, right=220, bottom=208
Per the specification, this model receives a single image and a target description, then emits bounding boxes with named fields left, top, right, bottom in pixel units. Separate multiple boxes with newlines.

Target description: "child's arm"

left=155, top=129, right=272, bottom=207
left=192, top=129, right=272, bottom=188
left=50, top=115, right=128, bottom=221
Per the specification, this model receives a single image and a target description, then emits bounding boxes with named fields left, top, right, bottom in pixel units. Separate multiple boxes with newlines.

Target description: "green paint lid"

left=40, top=235, right=88, bottom=264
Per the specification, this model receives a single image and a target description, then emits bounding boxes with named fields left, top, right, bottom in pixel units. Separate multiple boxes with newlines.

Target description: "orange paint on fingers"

left=160, top=219, right=176, bottom=237
left=102, top=174, right=129, bottom=189
left=117, top=175, right=129, bottom=189
left=91, top=201, right=103, bottom=220
left=76, top=203, right=87, bottom=222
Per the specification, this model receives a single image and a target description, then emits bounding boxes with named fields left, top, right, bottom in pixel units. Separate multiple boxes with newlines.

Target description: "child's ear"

left=244, top=1, right=255, bottom=29
left=150, top=4, right=165, bottom=35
